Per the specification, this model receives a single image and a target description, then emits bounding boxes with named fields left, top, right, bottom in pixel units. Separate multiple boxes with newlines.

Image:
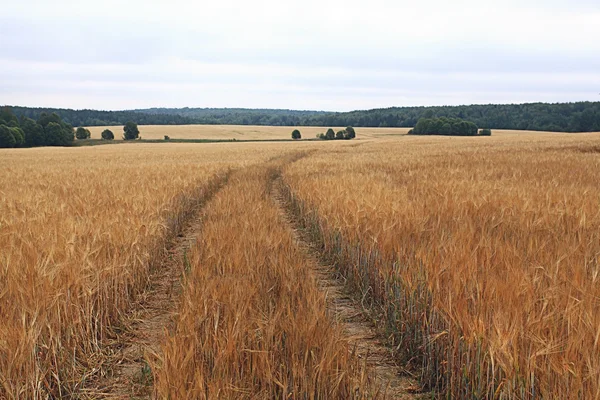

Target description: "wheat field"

left=153, top=158, right=374, bottom=398
left=0, top=142, right=310, bottom=398
left=283, top=132, right=600, bottom=398
left=1, top=129, right=600, bottom=398
left=86, top=124, right=412, bottom=141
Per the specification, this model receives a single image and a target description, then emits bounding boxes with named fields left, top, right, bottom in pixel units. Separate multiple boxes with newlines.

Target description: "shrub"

left=101, top=129, right=114, bottom=140
left=480, top=128, right=492, bottom=136
left=164, top=135, right=170, bottom=141
left=291, top=129, right=301, bottom=140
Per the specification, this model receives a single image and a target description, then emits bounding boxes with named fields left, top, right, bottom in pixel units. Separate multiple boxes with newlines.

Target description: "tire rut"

left=79, top=172, right=230, bottom=399
left=270, top=172, right=425, bottom=399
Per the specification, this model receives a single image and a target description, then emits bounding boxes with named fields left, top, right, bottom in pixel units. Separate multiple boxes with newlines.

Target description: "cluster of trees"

left=0, top=107, right=142, bottom=148
left=316, top=127, right=356, bottom=140
left=0, top=107, right=74, bottom=148
left=409, top=117, right=480, bottom=136
left=6, top=102, right=600, bottom=133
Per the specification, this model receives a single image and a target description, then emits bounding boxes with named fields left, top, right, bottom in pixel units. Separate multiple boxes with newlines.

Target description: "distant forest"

left=6, top=102, right=600, bottom=132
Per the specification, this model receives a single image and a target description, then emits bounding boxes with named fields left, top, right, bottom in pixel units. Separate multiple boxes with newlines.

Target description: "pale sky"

left=1, top=0, right=599, bottom=111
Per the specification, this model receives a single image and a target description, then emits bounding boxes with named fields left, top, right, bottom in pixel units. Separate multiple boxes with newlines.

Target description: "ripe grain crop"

left=283, top=133, right=600, bottom=398
left=86, top=124, right=411, bottom=141
left=0, top=143, right=292, bottom=398
left=3, top=129, right=599, bottom=399
left=152, top=157, right=374, bottom=398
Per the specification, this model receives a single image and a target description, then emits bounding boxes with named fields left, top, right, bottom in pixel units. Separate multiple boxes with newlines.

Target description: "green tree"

left=480, top=128, right=492, bottom=136
left=76, top=127, right=91, bottom=139
left=0, top=125, right=17, bottom=148
left=20, top=117, right=44, bottom=147
left=9, top=127, right=25, bottom=147
left=326, top=128, right=335, bottom=140
left=37, top=112, right=62, bottom=128
left=291, top=129, right=301, bottom=139
left=336, top=130, right=346, bottom=139
left=44, top=122, right=64, bottom=146
left=0, top=107, right=19, bottom=127
left=123, top=121, right=140, bottom=140
left=43, top=122, right=73, bottom=146
left=440, top=123, right=451, bottom=135
left=345, top=126, right=356, bottom=139
left=101, top=129, right=115, bottom=140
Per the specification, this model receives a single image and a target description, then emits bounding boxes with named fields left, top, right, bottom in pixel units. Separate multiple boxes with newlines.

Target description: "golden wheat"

left=85, top=124, right=412, bottom=141
left=2, top=129, right=599, bottom=399
left=283, top=133, right=600, bottom=398
left=152, top=157, right=372, bottom=398
left=0, top=143, right=294, bottom=398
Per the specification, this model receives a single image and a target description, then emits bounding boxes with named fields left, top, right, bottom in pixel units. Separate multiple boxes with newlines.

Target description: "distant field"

left=86, top=124, right=413, bottom=140
left=85, top=124, right=599, bottom=141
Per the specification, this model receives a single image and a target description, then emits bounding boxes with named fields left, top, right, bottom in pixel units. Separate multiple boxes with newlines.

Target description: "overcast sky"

left=1, top=0, right=599, bottom=111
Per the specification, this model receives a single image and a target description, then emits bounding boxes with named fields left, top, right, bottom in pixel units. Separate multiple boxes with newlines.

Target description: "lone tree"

left=76, top=127, right=91, bottom=140
left=291, top=129, right=301, bottom=140
left=101, top=129, right=114, bottom=140
left=123, top=121, right=140, bottom=140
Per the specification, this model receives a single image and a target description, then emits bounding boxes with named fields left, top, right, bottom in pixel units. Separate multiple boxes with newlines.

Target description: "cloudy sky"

left=1, top=0, right=599, bottom=111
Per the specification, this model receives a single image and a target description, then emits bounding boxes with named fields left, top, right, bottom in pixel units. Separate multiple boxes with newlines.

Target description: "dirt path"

left=270, top=173, right=425, bottom=399
left=80, top=174, right=229, bottom=399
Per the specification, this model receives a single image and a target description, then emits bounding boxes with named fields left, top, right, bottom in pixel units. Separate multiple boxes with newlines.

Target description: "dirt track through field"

left=79, top=153, right=424, bottom=399
left=270, top=170, right=424, bottom=399
left=80, top=173, right=230, bottom=399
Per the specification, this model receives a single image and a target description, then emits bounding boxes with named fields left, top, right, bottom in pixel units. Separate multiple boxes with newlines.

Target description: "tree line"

left=0, top=107, right=142, bottom=148
left=309, top=102, right=600, bottom=133
left=0, top=107, right=74, bottom=148
left=4, top=102, right=600, bottom=133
